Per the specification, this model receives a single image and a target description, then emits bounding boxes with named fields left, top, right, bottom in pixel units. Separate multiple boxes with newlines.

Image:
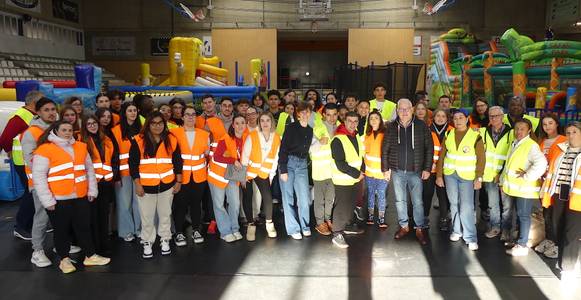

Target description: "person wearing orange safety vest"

left=79, top=114, right=118, bottom=256
left=425, top=108, right=453, bottom=231
left=500, top=119, right=547, bottom=257
left=32, top=120, right=110, bottom=274
left=539, top=122, right=581, bottom=277
left=129, top=112, right=182, bottom=259
left=21, top=97, right=58, bottom=268
left=535, top=113, right=568, bottom=258
left=170, top=106, right=210, bottom=247
left=207, top=115, right=247, bottom=243
left=0, top=90, right=41, bottom=241
left=364, top=110, right=388, bottom=228
left=241, top=112, right=281, bottom=241
left=111, top=102, right=142, bottom=243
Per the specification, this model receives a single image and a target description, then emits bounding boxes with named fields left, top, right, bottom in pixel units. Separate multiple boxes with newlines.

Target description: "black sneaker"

left=344, top=223, right=364, bottom=235
left=13, top=228, right=32, bottom=241
left=366, top=214, right=374, bottom=225
left=439, top=218, right=449, bottom=232
left=354, top=207, right=365, bottom=222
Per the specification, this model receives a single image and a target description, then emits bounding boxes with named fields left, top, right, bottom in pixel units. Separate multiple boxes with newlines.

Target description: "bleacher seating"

left=0, top=53, right=122, bottom=86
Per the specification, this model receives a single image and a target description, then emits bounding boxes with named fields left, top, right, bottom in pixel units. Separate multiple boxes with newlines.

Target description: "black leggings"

left=46, top=198, right=95, bottom=259
left=91, top=182, right=113, bottom=255
left=559, top=209, right=581, bottom=271
left=242, top=177, right=274, bottom=224
left=173, top=180, right=206, bottom=233
left=423, top=174, right=449, bottom=218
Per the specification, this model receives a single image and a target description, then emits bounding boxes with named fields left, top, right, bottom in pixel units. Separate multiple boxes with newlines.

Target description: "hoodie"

left=330, top=124, right=364, bottom=179
left=21, top=117, right=51, bottom=173
left=32, top=131, right=98, bottom=208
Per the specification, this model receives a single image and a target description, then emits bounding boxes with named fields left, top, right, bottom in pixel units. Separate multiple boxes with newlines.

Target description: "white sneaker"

left=142, top=241, right=153, bottom=259
left=233, top=232, right=243, bottom=241
left=69, top=245, right=81, bottom=254
left=161, top=239, right=171, bottom=255
left=222, top=234, right=236, bottom=243
left=485, top=228, right=501, bottom=239
left=31, top=250, right=52, bottom=267
left=534, top=239, right=553, bottom=253
left=449, top=233, right=462, bottom=242
left=506, top=244, right=529, bottom=256
left=192, top=230, right=204, bottom=244
left=266, top=221, right=277, bottom=238
left=174, top=233, right=187, bottom=247
left=302, top=230, right=312, bottom=237
left=123, top=234, right=135, bottom=242
left=290, top=233, right=302, bottom=240
left=468, top=243, right=479, bottom=251
left=246, top=225, right=256, bottom=241
left=543, top=245, right=559, bottom=259
left=332, top=233, right=349, bottom=249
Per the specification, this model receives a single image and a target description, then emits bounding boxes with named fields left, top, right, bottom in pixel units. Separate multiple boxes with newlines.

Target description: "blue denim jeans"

left=392, top=170, right=425, bottom=228
left=366, top=176, right=388, bottom=213
left=279, top=156, right=311, bottom=235
left=515, top=197, right=534, bottom=246
left=486, top=182, right=513, bottom=230
left=209, top=181, right=241, bottom=238
left=445, top=172, right=477, bottom=243
left=114, top=176, right=141, bottom=238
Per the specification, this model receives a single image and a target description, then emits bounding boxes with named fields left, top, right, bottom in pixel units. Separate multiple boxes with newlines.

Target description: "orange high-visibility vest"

left=22, top=125, right=45, bottom=188
left=246, top=130, right=281, bottom=180
left=88, top=136, right=114, bottom=182
left=431, top=131, right=441, bottom=173
left=541, top=143, right=581, bottom=211
left=111, top=124, right=133, bottom=177
left=208, top=135, right=238, bottom=189
left=196, top=116, right=226, bottom=158
left=112, top=113, right=120, bottom=126
left=364, top=132, right=384, bottom=179
left=34, top=141, right=89, bottom=197
left=171, top=127, right=210, bottom=184
left=539, top=135, right=567, bottom=162
left=134, top=135, right=177, bottom=187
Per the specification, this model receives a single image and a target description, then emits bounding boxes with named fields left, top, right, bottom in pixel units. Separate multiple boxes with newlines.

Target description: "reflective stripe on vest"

left=332, top=135, right=364, bottom=186
left=134, top=135, right=176, bottom=187
left=502, top=137, right=542, bottom=198
left=34, top=141, right=89, bottom=197
left=370, top=99, right=396, bottom=122
left=310, top=121, right=334, bottom=181
left=23, top=125, right=45, bottom=188
left=541, top=143, right=581, bottom=211
left=11, top=107, right=34, bottom=166
left=171, top=127, right=210, bottom=184
left=246, top=130, right=281, bottom=180
left=443, top=129, right=479, bottom=180
left=207, top=136, right=238, bottom=189
left=112, top=125, right=133, bottom=177
left=479, top=127, right=512, bottom=182
left=364, top=132, right=383, bottom=179
left=431, top=131, right=441, bottom=173
left=276, top=112, right=290, bottom=137
left=88, top=136, right=114, bottom=182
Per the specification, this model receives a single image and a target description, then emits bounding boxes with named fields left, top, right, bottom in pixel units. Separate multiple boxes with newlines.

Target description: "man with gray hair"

left=0, top=90, right=43, bottom=241
left=503, top=95, right=540, bottom=133
left=481, top=106, right=515, bottom=240
left=381, top=98, right=433, bottom=245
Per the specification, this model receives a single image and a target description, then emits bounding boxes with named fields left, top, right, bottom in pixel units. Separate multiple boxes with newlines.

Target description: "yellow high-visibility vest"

left=331, top=134, right=364, bottom=186
left=443, top=129, right=479, bottom=180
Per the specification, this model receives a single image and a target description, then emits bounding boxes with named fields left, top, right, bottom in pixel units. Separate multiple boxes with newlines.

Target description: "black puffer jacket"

left=381, top=117, right=433, bottom=173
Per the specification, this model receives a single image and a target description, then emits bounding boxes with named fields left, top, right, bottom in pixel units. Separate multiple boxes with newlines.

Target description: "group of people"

left=0, top=84, right=578, bottom=280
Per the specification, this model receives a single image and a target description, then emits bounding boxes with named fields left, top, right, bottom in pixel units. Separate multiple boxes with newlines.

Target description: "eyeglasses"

left=150, top=121, right=165, bottom=127
left=184, top=113, right=196, bottom=118
left=489, top=114, right=503, bottom=119
left=86, top=122, right=98, bottom=127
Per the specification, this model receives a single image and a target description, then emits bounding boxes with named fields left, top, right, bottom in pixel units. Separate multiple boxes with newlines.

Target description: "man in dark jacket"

left=381, top=98, right=433, bottom=245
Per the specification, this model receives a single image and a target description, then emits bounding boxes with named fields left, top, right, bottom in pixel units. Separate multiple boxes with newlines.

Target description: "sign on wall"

left=52, top=0, right=79, bottom=23
left=92, top=37, right=136, bottom=56
left=151, top=38, right=170, bottom=56
left=203, top=36, right=212, bottom=56
left=6, top=0, right=41, bottom=13
left=413, top=35, right=422, bottom=56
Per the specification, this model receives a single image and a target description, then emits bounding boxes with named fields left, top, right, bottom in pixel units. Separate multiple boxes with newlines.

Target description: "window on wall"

left=0, top=11, right=83, bottom=46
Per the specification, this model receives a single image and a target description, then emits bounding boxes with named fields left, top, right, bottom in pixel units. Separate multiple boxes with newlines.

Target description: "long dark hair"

left=539, top=112, right=562, bottom=140
left=120, top=102, right=141, bottom=140
left=80, top=115, right=105, bottom=158
left=304, top=89, right=322, bottom=110
left=470, top=97, right=489, bottom=124
left=140, top=111, right=172, bottom=158
left=228, top=114, right=247, bottom=138
left=37, top=120, right=72, bottom=146
left=95, top=107, right=113, bottom=136
left=59, top=105, right=80, bottom=132
left=366, top=110, right=385, bottom=136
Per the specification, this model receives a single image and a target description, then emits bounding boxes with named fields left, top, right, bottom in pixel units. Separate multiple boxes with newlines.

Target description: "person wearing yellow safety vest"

left=241, top=112, right=281, bottom=241
left=436, top=110, right=485, bottom=251
left=500, top=119, right=547, bottom=256
left=79, top=114, right=118, bottom=256
left=22, top=97, right=59, bottom=268
left=353, top=99, right=370, bottom=221
left=369, top=82, right=397, bottom=123
left=540, top=121, right=581, bottom=282
left=364, top=111, right=388, bottom=228
left=310, top=103, right=339, bottom=236
left=32, top=120, right=110, bottom=274
left=133, top=94, right=155, bottom=125
left=383, top=99, right=433, bottom=246
left=0, top=90, right=42, bottom=240
left=170, top=106, right=210, bottom=247
left=278, top=102, right=313, bottom=240
left=111, top=102, right=142, bottom=243
left=479, top=106, right=515, bottom=242
left=330, top=112, right=365, bottom=249
left=129, top=111, right=183, bottom=258
left=503, top=95, right=540, bottom=134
